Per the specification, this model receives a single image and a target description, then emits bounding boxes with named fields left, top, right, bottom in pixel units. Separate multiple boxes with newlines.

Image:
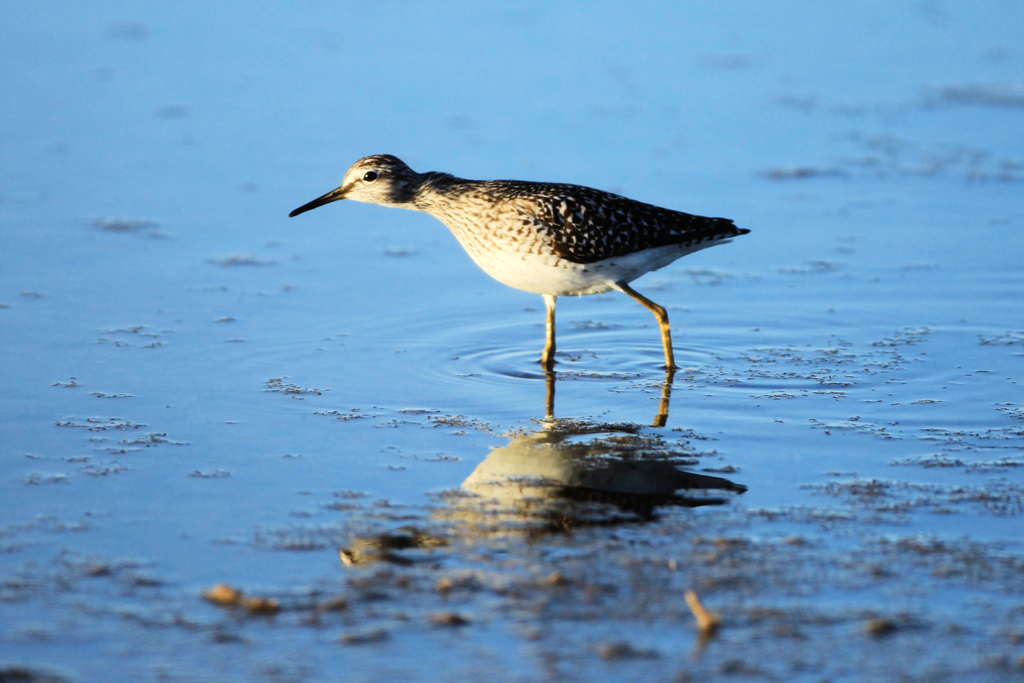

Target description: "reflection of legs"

left=653, top=367, right=676, bottom=428
left=541, top=294, right=557, bottom=370
left=614, top=280, right=677, bottom=370
left=544, top=370, right=556, bottom=420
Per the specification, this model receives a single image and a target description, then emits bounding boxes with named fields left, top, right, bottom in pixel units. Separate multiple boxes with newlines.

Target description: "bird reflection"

left=446, top=419, right=745, bottom=535
left=339, top=371, right=745, bottom=564
left=436, top=370, right=745, bottom=537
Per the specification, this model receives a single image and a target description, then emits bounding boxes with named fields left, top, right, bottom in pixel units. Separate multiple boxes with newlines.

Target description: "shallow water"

left=2, top=2, right=1024, bottom=681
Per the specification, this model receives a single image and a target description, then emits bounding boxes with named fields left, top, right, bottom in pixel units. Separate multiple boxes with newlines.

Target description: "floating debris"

left=92, top=218, right=159, bottom=233
left=340, top=629, right=388, bottom=645
left=928, top=83, right=1024, bottom=108
left=865, top=618, right=897, bottom=637
left=596, top=641, right=659, bottom=660
left=685, top=590, right=721, bottom=638
left=265, top=377, right=324, bottom=396
left=760, top=167, right=847, bottom=180
left=430, top=612, right=470, bottom=627
left=207, top=255, right=277, bottom=267
left=202, top=583, right=280, bottom=615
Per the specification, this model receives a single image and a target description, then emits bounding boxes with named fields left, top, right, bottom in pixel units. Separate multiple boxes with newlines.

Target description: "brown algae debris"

left=202, top=583, right=242, bottom=605
left=430, top=612, right=470, bottom=627
left=685, top=589, right=721, bottom=637
left=866, top=617, right=898, bottom=637
left=546, top=571, right=569, bottom=587
left=202, top=583, right=281, bottom=615
left=596, top=641, right=659, bottom=660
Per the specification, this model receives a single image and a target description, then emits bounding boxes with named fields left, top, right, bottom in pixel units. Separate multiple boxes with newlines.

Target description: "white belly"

left=457, top=239, right=732, bottom=297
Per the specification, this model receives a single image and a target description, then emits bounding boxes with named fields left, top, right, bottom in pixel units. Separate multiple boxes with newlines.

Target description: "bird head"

left=289, top=154, right=419, bottom=217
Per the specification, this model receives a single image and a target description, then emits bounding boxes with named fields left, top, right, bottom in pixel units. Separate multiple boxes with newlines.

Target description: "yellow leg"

left=615, top=280, right=678, bottom=370
left=540, top=294, right=557, bottom=370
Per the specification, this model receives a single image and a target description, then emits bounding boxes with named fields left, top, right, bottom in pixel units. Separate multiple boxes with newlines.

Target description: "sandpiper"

left=290, top=155, right=748, bottom=369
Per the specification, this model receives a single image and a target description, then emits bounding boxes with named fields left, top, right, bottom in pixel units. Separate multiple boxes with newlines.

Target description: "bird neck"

left=409, top=172, right=468, bottom=214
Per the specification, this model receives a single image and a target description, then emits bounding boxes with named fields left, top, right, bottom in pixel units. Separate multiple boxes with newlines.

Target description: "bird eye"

left=363, top=171, right=379, bottom=182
